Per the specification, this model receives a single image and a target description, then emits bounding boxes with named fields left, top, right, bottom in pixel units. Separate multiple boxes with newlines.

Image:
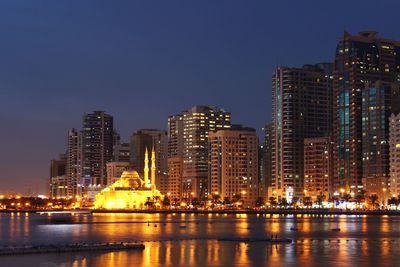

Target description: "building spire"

left=144, top=147, right=150, bottom=187
left=151, top=145, right=156, bottom=191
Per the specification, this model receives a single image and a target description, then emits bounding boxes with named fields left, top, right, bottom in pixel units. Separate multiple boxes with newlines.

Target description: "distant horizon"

left=1, top=0, right=400, bottom=194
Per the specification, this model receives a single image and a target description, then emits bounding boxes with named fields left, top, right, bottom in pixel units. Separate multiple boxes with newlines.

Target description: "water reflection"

left=0, top=213, right=400, bottom=266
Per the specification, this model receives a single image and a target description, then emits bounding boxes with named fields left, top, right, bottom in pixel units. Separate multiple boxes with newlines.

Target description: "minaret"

left=144, top=147, right=150, bottom=187
left=151, top=145, right=156, bottom=191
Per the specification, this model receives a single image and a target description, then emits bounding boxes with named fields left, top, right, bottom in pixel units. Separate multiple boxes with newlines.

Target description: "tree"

left=223, top=197, right=232, bottom=205
left=291, top=197, right=300, bottom=208
left=255, top=197, right=264, bottom=207
left=268, top=197, right=277, bottom=207
left=303, top=197, right=312, bottom=207
left=369, top=194, right=379, bottom=209
left=162, top=196, right=171, bottom=207
left=279, top=198, right=288, bottom=208
left=144, top=197, right=154, bottom=209
left=316, top=194, right=325, bottom=208
left=388, top=197, right=398, bottom=207
left=342, top=193, right=352, bottom=203
left=212, top=194, right=221, bottom=204
left=191, top=198, right=200, bottom=207
left=355, top=194, right=365, bottom=208
left=232, top=194, right=241, bottom=203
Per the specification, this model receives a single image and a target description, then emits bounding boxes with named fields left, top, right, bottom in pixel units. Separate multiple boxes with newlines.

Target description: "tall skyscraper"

left=180, top=105, right=231, bottom=199
left=362, top=81, right=400, bottom=200
left=209, top=125, right=259, bottom=206
left=333, top=31, right=400, bottom=195
left=303, top=137, right=333, bottom=201
left=81, top=111, right=114, bottom=186
left=66, top=128, right=81, bottom=197
left=260, top=123, right=273, bottom=200
left=389, top=113, right=400, bottom=197
left=167, top=114, right=184, bottom=200
left=271, top=63, right=333, bottom=201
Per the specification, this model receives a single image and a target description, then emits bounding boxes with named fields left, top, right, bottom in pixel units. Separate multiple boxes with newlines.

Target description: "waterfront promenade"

left=1, top=208, right=400, bottom=216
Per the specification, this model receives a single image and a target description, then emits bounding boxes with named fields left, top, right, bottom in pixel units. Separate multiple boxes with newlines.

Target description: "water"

left=1, top=212, right=400, bottom=266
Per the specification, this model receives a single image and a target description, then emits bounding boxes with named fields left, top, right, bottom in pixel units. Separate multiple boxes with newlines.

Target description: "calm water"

left=1, top=212, right=400, bottom=266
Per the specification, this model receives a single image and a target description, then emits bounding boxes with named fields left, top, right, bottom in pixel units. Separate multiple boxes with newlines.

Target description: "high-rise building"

left=50, top=154, right=66, bottom=179
left=389, top=113, right=400, bottom=197
left=50, top=176, right=68, bottom=199
left=303, top=137, right=333, bottom=201
left=66, top=128, right=82, bottom=197
left=209, top=125, right=258, bottom=206
left=333, top=31, right=400, bottom=195
left=260, top=123, right=273, bottom=200
left=362, top=81, right=400, bottom=200
left=167, top=115, right=185, bottom=201
left=168, top=114, right=184, bottom=158
left=113, top=142, right=131, bottom=162
left=271, top=64, right=333, bottom=201
left=180, top=105, right=231, bottom=199
left=49, top=154, right=67, bottom=198
left=81, top=111, right=114, bottom=186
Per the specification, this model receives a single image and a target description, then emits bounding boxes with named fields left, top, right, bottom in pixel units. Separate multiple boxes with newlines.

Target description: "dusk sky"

left=1, top=0, right=400, bottom=194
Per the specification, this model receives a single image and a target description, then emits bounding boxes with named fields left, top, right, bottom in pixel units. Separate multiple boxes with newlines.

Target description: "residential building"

left=181, top=105, right=231, bottom=199
left=209, top=125, right=258, bottom=207
left=271, top=63, right=333, bottom=201
left=81, top=111, right=114, bottom=186
left=333, top=31, right=400, bottom=195
left=303, top=137, right=333, bottom=201
left=362, top=81, right=400, bottom=201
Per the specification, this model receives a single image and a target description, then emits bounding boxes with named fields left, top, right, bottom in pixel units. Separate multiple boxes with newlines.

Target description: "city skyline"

left=2, top=1, right=400, bottom=194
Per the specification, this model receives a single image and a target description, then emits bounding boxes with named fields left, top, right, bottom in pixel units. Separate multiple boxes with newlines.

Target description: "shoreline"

left=1, top=209, right=400, bottom=216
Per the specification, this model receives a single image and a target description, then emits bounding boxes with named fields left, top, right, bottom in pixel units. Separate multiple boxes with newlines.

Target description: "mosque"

left=94, top=147, right=164, bottom=209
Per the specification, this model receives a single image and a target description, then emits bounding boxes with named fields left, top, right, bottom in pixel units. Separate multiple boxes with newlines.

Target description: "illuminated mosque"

left=94, top=147, right=164, bottom=209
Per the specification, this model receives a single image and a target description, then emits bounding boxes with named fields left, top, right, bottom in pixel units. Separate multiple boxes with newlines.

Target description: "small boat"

left=290, top=227, right=298, bottom=231
left=179, top=225, right=187, bottom=229
left=331, top=228, right=341, bottom=232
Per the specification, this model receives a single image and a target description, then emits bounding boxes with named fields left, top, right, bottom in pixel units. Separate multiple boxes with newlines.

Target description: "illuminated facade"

left=94, top=147, right=164, bottom=209
left=389, top=113, right=400, bottom=197
left=362, top=81, right=400, bottom=200
left=333, top=31, right=400, bottom=195
left=209, top=126, right=259, bottom=207
left=81, top=111, right=114, bottom=186
left=303, top=137, right=332, bottom=201
left=271, top=64, right=333, bottom=200
left=180, top=106, right=231, bottom=199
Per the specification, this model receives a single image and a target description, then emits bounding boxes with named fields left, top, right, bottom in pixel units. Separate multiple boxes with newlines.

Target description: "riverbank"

left=0, top=242, right=145, bottom=256
left=1, top=209, right=400, bottom=216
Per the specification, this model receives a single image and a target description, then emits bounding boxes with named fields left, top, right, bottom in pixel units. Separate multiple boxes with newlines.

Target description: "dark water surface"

left=1, top=212, right=400, bottom=266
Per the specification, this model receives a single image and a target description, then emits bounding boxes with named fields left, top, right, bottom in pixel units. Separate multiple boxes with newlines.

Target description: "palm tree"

left=212, top=194, right=221, bottom=204
left=279, top=198, right=288, bottom=208
left=268, top=196, right=277, bottom=207
left=388, top=197, right=398, bottom=207
left=303, top=197, right=312, bottom=207
left=255, top=197, right=264, bottom=207
left=316, top=194, right=325, bottom=208
left=369, top=194, right=379, bottom=209
left=162, top=196, right=171, bottom=207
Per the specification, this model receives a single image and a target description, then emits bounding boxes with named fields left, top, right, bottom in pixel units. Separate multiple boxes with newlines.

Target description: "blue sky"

left=1, top=0, right=400, bottom=193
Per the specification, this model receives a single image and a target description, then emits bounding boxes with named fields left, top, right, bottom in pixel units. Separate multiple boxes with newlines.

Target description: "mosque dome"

left=113, top=170, right=144, bottom=189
